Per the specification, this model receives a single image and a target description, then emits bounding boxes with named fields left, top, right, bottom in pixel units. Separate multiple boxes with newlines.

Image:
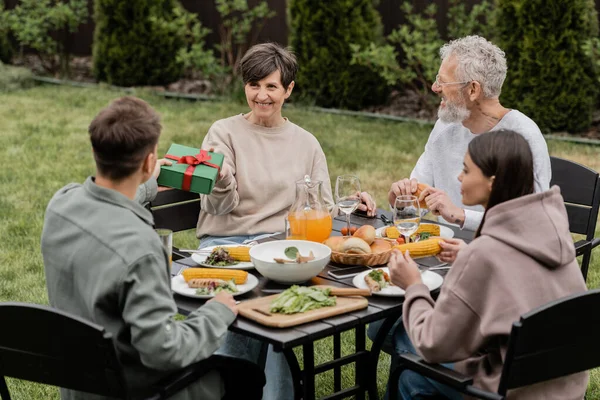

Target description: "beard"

left=438, top=92, right=471, bottom=123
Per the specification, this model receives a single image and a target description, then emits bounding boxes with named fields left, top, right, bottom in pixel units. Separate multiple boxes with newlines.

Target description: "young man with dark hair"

left=42, top=96, right=238, bottom=400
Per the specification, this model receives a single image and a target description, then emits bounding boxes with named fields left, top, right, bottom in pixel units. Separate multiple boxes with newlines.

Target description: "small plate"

left=375, top=224, right=454, bottom=239
left=171, top=274, right=259, bottom=299
left=191, top=245, right=254, bottom=270
left=352, top=267, right=443, bottom=297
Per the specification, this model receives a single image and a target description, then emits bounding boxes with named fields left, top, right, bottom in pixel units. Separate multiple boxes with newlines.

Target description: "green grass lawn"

left=0, top=85, right=599, bottom=399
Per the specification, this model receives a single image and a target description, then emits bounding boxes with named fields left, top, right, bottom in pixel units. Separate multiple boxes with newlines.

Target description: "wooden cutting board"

left=238, top=290, right=369, bottom=328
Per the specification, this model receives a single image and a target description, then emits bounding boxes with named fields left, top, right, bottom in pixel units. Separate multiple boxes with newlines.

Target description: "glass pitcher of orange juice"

left=287, top=175, right=333, bottom=243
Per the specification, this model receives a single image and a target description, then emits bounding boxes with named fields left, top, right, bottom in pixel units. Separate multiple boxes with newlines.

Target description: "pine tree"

left=290, top=0, right=388, bottom=110
left=496, top=0, right=598, bottom=132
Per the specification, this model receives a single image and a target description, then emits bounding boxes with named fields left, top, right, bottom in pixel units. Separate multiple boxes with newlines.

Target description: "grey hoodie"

left=403, top=186, right=588, bottom=399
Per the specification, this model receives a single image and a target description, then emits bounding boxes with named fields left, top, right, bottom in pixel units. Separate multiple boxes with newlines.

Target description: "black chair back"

left=151, top=189, right=200, bottom=232
left=0, top=302, right=128, bottom=399
left=550, top=156, right=600, bottom=240
left=498, top=289, right=600, bottom=395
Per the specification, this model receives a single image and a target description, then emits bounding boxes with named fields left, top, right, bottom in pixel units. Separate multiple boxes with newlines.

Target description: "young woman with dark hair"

left=387, top=130, right=588, bottom=399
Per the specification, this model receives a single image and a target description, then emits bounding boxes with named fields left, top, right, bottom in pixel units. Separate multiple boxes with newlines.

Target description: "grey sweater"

left=411, top=110, right=551, bottom=231
left=42, top=177, right=235, bottom=400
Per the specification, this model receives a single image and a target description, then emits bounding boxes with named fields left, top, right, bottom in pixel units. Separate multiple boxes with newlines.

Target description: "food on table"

left=385, top=226, right=400, bottom=239
left=205, top=247, right=238, bottom=266
left=414, top=183, right=432, bottom=209
left=370, top=238, right=392, bottom=254
left=415, top=224, right=440, bottom=237
left=352, top=225, right=375, bottom=245
left=341, top=237, right=372, bottom=254
left=396, top=237, right=405, bottom=245
left=364, top=269, right=391, bottom=292
left=273, top=246, right=316, bottom=264
left=269, top=285, right=336, bottom=314
left=323, top=236, right=346, bottom=252
left=182, top=267, right=248, bottom=284
left=340, top=226, right=358, bottom=236
left=188, top=278, right=238, bottom=295
left=392, top=237, right=443, bottom=258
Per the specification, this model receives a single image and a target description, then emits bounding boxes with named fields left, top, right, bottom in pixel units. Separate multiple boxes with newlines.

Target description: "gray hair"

left=239, top=42, right=298, bottom=88
left=440, top=35, right=507, bottom=98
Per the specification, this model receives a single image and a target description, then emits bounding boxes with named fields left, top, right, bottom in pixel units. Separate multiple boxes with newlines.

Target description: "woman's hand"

left=357, top=191, right=376, bottom=217
left=388, top=250, right=422, bottom=289
left=153, top=158, right=172, bottom=179
left=388, top=178, right=419, bottom=207
left=438, top=238, right=467, bottom=263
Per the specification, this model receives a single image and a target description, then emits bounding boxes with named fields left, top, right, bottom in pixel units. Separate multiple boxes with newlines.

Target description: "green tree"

left=8, top=0, right=88, bottom=77
left=93, top=0, right=186, bottom=86
left=290, top=0, right=388, bottom=110
left=497, top=0, right=598, bottom=132
left=0, top=0, right=13, bottom=64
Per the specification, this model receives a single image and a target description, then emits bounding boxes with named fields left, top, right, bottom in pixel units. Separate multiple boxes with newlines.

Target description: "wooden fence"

left=4, top=0, right=600, bottom=56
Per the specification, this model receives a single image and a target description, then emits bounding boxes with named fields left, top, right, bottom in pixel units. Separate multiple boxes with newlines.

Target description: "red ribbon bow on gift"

left=165, top=150, right=220, bottom=191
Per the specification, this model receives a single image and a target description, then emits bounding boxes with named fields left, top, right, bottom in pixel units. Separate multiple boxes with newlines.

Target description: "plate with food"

left=191, top=245, right=254, bottom=270
left=352, top=267, right=443, bottom=297
left=375, top=223, right=454, bottom=243
left=171, top=269, right=259, bottom=299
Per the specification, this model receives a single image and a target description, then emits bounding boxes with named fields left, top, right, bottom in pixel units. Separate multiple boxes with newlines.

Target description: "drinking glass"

left=155, top=229, right=173, bottom=271
left=335, top=175, right=361, bottom=236
left=393, top=195, right=421, bottom=245
left=285, top=214, right=307, bottom=240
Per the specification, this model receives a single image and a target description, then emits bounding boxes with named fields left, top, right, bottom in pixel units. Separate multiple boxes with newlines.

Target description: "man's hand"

left=356, top=191, right=376, bottom=217
left=388, top=178, right=419, bottom=207
left=153, top=158, right=172, bottom=179
left=438, top=238, right=467, bottom=263
left=419, top=186, right=465, bottom=226
left=207, top=291, right=238, bottom=316
left=388, top=250, right=422, bottom=289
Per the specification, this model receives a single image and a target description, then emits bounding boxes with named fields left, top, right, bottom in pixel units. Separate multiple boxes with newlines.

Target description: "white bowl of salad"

left=250, top=240, right=331, bottom=284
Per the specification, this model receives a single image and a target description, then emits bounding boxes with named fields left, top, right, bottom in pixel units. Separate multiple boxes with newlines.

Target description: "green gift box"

left=157, top=143, right=224, bottom=194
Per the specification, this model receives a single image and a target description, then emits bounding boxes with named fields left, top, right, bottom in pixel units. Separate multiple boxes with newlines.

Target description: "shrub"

left=93, top=0, right=187, bottom=86
left=351, top=0, right=494, bottom=113
left=497, top=0, right=598, bottom=133
left=290, top=0, right=389, bottom=110
left=8, top=0, right=88, bottom=77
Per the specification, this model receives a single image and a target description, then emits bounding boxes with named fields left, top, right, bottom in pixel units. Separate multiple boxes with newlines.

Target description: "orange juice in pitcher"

left=288, top=175, right=333, bottom=243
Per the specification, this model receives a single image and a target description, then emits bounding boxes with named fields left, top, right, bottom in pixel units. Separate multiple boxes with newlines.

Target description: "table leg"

left=368, top=313, right=402, bottom=400
left=303, top=342, right=316, bottom=400
left=0, top=377, right=10, bottom=400
left=333, top=332, right=341, bottom=392
left=283, top=348, right=304, bottom=400
left=258, top=341, right=269, bottom=369
left=355, top=324, right=366, bottom=400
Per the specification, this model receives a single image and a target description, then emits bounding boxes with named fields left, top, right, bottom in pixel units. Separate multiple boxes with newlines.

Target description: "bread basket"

left=329, top=249, right=392, bottom=266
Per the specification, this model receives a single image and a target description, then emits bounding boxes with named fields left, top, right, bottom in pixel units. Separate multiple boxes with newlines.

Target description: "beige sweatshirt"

left=196, top=114, right=334, bottom=237
left=403, top=186, right=588, bottom=399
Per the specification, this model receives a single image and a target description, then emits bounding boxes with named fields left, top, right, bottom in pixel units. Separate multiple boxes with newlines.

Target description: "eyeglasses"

left=434, top=74, right=470, bottom=88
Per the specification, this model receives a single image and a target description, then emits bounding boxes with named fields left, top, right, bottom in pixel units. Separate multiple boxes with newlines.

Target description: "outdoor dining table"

left=172, top=209, right=476, bottom=400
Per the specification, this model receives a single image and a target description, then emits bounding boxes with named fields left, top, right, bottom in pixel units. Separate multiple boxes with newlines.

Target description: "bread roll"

left=414, top=183, right=431, bottom=209
left=370, top=238, right=392, bottom=254
left=352, top=225, right=376, bottom=245
left=341, top=237, right=371, bottom=254
left=323, top=236, right=346, bottom=252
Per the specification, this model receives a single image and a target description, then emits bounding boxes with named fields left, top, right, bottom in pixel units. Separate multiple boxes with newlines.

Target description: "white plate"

left=352, top=267, right=443, bottom=297
left=171, top=274, right=259, bottom=299
left=191, top=245, right=255, bottom=270
left=375, top=224, right=454, bottom=239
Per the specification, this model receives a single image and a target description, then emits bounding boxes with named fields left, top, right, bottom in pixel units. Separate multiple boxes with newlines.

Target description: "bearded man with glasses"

left=387, top=35, right=551, bottom=235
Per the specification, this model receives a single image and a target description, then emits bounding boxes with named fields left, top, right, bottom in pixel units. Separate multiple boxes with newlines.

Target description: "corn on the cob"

left=414, top=224, right=441, bottom=236
left=392, top=238, right=442, bottom=258
left=182, top=268, right=248, bottom=284
left=220, top=246, right=251, bottom=262
left=384, top=226, right=400, bottom=239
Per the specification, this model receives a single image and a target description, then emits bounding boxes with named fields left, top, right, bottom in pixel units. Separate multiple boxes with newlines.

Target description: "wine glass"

left=393, top=195, right=421, bottom=245
left=335, top=175, right=361, bottom=236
